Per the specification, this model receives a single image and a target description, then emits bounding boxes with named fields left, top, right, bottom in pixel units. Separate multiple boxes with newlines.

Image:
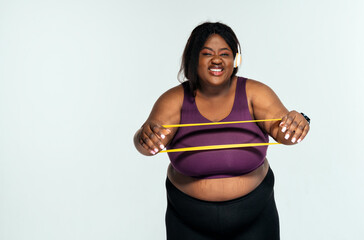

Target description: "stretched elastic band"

left=162, top=118, right=281, bottom=128
left=161, top=118, right=282, bottom=153
left=160, top=142, right=280, bottom=153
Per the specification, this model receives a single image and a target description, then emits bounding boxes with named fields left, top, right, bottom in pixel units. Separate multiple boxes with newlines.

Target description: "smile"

left=209, top=68, right=224, bottom=76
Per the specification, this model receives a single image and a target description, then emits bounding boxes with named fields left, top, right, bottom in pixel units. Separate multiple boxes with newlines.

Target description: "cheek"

left=225, top=60, right=234, bottom=71
left=197, top=60, right=208, bottom=74
left=197, top=67, right=204, bottom=79
left=198, top=58, right=207, bottom=67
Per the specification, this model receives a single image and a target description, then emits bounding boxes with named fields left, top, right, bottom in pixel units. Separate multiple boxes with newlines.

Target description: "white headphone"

left=233, top=45, right=242, bottom=68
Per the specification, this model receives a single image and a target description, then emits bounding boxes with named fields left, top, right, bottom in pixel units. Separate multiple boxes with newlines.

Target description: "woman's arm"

left=133, top=85, right=184, bottom=156
left=246, top=79, right=310, bottom=145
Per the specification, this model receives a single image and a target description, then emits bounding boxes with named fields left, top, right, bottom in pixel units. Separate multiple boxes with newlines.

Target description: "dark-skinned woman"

left=133, top=22, right=310, bottom=240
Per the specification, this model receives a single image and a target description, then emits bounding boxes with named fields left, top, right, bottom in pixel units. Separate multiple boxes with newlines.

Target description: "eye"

left=201, top=52, right=212, bottom=56
left=220, top=53, right=230, bottom=57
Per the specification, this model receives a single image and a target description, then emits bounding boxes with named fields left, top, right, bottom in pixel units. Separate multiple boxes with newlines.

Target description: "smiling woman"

left=133, top=22, right=310, bottom=240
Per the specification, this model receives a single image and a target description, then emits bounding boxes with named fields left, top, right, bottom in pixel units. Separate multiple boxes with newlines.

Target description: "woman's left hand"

left=279, top=110, right=310, bottom=144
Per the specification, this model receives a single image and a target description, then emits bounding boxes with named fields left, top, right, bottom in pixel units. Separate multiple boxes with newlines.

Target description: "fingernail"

left=160, top=144, right=165, bottom=149
left=297, top=139, right=302, bottom=143
left=166, top=129, right=171, bottom=133
left=285, top=134, right=290, bottom=140
left=154, top=148, right=158, bottom=152
left=291, top=137, right=296, bottom=143
left=161, top=134, right=165, bottom=139
left=281, top=127, right=286, bottom=133
left=151, top=151, right=155, bottom=155
left=279, top=122, right=284, bottom=126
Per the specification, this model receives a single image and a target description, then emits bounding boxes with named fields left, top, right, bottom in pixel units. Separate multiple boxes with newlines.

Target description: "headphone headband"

left=234, top=45, right=242, bottom=68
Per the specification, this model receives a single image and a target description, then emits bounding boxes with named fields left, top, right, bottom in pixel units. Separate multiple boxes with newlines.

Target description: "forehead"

left=203, top=34, right=231, bottom=49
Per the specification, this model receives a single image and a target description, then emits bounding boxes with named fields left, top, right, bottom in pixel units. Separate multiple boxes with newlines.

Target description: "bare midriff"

left=167, top=158, right=269, bottom=202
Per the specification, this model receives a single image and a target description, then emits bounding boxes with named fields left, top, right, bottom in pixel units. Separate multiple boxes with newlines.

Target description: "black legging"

left=165, top=167, right=280, bottom=240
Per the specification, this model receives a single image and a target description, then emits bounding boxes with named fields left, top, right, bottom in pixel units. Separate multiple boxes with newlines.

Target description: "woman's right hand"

left=133, top=85, right=183, bottom=156
left=134, top=121, right=172, bottom=155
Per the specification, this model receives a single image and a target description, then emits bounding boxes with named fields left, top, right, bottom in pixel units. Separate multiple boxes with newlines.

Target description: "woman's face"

left=197, top=34, right=235, bottom=88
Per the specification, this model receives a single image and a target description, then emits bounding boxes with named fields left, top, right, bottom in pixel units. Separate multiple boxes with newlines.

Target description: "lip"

left=208, top=67, right=224, bottom=76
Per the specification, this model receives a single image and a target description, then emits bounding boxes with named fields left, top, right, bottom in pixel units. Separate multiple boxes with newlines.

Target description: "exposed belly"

left=167, top=158, right=269, bottom=201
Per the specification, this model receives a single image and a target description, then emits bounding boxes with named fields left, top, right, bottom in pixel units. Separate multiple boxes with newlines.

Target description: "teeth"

left=210, top=69, right=222, bottom=72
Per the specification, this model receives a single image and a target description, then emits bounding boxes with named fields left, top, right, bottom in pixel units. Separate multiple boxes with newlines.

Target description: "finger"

left=152, top=125, right=171, bottom=140
left=297, top=124, right=310, bottom=143
left=281, top=114, right=296, bottom=137
left=280, top=112, right=297, bottom=133
left=279, top=115, right=287, bottom=128
left=148, top=131, right=165, bottom=151
left=141, top=131, right=159, bottom=154
left=139, top=135, right=156, bottom=155
left=160, top=128, right=172, bottom=139
left=136, top=130, right=149, bottom=151
left=139, top=138, right=156, bottom=155
left=290, top=121, right=306, bottom=143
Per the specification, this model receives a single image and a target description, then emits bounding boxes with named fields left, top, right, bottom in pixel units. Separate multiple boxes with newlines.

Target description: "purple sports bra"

left=166, top=77, right=269, bottom=179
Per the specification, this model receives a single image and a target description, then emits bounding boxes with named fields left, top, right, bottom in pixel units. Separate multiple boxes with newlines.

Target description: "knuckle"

left=142, top=132, right=148, bottom=138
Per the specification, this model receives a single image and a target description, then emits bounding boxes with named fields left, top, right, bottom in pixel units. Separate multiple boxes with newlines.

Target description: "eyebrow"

left=201, top=47, right=231, bottom=52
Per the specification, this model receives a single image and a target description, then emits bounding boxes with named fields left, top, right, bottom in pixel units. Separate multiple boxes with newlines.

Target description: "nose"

left=211, top=55, right=222, bottom=64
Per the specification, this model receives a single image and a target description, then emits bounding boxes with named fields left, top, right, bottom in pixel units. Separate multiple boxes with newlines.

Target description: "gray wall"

left=1, top=0, right=363, bottom=239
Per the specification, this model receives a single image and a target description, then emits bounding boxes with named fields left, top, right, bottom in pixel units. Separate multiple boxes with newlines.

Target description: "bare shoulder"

left=159, top=84, right=184, bottom=101
left=154, top=84, right=184, bottom=109
left=148, top=83, right=184, bottom=125
left=245, top=78, right=275, bottom=99
left=245, top=78, right=288, bottom=120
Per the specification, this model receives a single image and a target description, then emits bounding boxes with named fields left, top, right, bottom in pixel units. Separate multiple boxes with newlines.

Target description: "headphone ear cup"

left=234, top=53, right=242, bottom=68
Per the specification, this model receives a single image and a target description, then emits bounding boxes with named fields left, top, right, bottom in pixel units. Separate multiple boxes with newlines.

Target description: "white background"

left=1, top=0, right=363, bottom=239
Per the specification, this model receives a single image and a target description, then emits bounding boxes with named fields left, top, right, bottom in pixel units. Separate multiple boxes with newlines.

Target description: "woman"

left=134, top=22, right=310, bottom=240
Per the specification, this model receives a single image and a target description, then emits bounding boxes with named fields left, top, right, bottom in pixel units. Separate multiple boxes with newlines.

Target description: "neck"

left=197, top=77, right=235, bottom=98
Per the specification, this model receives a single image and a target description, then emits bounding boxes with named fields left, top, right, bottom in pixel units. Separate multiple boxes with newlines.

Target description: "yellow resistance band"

left=160, top=142, right=280, bottom=153
left=162, top=118, right=282, bottom=128
left=160, top=118, right=282, bottom=153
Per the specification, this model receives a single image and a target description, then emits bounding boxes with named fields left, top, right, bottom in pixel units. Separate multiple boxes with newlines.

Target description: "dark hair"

left=178, top=22, right=241, bottom=93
